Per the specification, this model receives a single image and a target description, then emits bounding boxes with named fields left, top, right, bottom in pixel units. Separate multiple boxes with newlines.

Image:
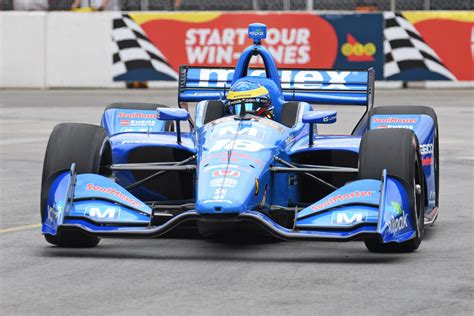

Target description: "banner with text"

left=111, top=11, right=473, bottom=83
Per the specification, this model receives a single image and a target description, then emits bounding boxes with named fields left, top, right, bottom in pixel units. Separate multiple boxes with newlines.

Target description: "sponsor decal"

left=249, top=27, right=265, bottom=38
left=47, top=201, right=64, bottom=223
left=121, top=140, right=163, bottom=145
left=202, top=199, right=232, bottom=204
left=420, top=143, right=434, bottom=155
left=422, top=157, right=433, bottom=166
left=213, top=188, right=227, bottom=200
left=227, top=86, right=269, bottom=100
left=385, top=201, right=408, bottom=234
left=118, top=112, right=156, bottom=119
left=332, top=211, right=368, bottom=225
left=210, top=178, right=238, bottom=188
left=341, top=33, right=376, bottom=62
left=120, top=120, right=156, bottom=127
left=209, top=139, right=265, bottom=152
left=311, top=190, right=375, bottom=211
left=212, top=169, right=240, bottom=177
left=214, top=126, right=265, bottom=141
left=85, top=183, right=143, bottom=208
left=376, top=125, right=414, bottom=130
left=204, top=164, right=241, bottom=171
left=373, top=117, right=417, bottom=124
left=84, top=206, right=120, bottom=220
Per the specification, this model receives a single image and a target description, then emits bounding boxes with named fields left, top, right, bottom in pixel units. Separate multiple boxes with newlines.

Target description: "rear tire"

left=359, top=128, right=425, bottom=252
left=41, top=123, right=112, bottom=247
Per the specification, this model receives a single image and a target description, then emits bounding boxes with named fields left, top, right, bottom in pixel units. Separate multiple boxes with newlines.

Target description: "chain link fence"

left=2, top=0, right=473, bottom=10
left=122, top=0, right=473, bottom=11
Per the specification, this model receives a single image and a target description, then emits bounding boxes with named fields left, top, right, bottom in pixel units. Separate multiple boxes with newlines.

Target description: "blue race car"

left=41, top=23, right=439, bottom=252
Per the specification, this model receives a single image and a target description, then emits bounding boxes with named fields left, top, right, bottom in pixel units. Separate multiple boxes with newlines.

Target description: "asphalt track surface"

left=0, top=89, right=472, bottom=315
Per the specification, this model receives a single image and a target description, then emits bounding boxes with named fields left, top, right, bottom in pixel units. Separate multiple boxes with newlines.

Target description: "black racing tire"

left=369, top=105, right=439, bottom=208
left=105, top=102, right=174, bottom=132
left=41, top=123, right=112, bottom=247
left=359, top=128, right=425, bottom=252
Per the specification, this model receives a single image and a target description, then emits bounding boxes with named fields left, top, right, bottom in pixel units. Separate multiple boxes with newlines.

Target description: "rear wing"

left=178, top=66, right=374, bottom=107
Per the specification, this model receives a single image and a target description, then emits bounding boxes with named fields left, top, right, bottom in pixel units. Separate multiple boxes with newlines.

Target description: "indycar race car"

left=41, top=23, right=439, bottom=252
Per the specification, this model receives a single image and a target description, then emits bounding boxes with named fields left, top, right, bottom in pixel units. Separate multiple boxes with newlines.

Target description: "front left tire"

left=41, top=123, right=112, bottom=247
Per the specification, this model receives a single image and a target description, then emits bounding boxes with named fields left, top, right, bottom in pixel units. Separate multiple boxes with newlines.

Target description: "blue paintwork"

left=180, top=67, right=371, bottom=107
left=102, top=108, right=166, bottom=136
left=73, top=174, right=151, bottom=215
left=297, top=179, right=381, bottom=220
left=42, top=23, right=428, bottom=246
left=302, top=111, right=337, bottom=124
left=370, top=114, right=437, bottom=210
left=195, top=116, right=296, bottom=214
left=42, top=171, right=72, bottom=235
left=378, top=171, right=416, bottom=243
left=248, top=23, right=267, bottom=43
left=70, top=200, right=150, bottom=224
left=156, top=108, right=189, bottom=121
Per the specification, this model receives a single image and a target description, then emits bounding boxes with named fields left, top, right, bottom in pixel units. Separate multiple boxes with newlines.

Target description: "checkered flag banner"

left=384, top=12, right=456, bottom=80
left=112, top=14, right=178, bottom=82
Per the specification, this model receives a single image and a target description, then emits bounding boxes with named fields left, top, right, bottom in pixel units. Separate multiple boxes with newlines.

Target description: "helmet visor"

left=229, top=98, right=269, bottom=116
left=234, top=103, right=255, bottom=115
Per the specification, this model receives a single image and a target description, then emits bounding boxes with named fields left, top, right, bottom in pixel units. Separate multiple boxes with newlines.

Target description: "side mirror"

left=156, top=108, right=189, bottom=144
left=156, top=108, right=189, bottom=121
left=302, top=111, right=337, bottom=124
left=302, top=111, right=337, bottom=146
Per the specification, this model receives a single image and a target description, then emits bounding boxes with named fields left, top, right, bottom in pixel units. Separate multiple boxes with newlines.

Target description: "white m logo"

left=333, top=212, right=367, bottom=224
left=85, top=207, right=119, bottom=220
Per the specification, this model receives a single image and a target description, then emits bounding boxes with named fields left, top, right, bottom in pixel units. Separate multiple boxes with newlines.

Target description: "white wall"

left=0, top=12, right=471, bottom=88
left=0, top=11, right=120, bottom=88
left=46, top=12, right=119, bottom=88
left=0, top=12, right=46, bottom=88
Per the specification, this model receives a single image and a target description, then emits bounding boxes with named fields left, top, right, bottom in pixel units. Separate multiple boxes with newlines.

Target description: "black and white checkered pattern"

left=384, top=12, right=455, bottom=80
left=112, top=14, right=178, bottom=81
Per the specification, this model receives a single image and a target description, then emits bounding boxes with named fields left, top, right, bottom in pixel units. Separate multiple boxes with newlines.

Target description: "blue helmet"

left=226, top=81, right=273, bottom=118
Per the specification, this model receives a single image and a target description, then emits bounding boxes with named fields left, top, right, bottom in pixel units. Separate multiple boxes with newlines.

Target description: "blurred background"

left=1, top=1, right=472, bottom=89
left=2, top=0, right=473, bottom=11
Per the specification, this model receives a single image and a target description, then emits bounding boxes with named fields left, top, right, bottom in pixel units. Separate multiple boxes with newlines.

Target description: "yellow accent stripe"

left=129, top=12, right=222, bottom=25
left=0, top=223, right=41, bottom=234
left=227, top=86, right=269, bottom=100
left=402, top=11, right=474, bottom=24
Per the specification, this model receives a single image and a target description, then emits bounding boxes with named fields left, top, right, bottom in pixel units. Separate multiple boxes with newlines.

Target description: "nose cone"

left=195, top=116, right=286, bottom=214
left=195, top=163, right=260, bottom=214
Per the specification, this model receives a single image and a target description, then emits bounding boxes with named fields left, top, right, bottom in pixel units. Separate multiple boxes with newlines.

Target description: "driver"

left=226, top=81, right=273, bottom=119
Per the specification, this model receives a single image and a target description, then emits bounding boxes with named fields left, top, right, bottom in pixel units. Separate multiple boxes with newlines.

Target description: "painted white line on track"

left=0, top=223, right=41, bottom=234
left=0, top=137, right=47, bottom=145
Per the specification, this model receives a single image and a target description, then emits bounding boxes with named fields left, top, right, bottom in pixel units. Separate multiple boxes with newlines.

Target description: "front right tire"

left=358, top=128, right=425, bottom=252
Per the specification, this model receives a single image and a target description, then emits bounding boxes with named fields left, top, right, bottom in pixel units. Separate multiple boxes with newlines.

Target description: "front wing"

left=43, top=166, right=416, bottom=244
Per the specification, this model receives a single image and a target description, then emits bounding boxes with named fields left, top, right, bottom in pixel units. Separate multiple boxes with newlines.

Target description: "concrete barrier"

left=0, top=11, right=472, bottom=88
left=0, top=12, right=46, bottom=88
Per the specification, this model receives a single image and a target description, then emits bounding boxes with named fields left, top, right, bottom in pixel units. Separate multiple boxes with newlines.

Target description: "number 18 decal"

left=209, top=139, right=264, bottom=152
